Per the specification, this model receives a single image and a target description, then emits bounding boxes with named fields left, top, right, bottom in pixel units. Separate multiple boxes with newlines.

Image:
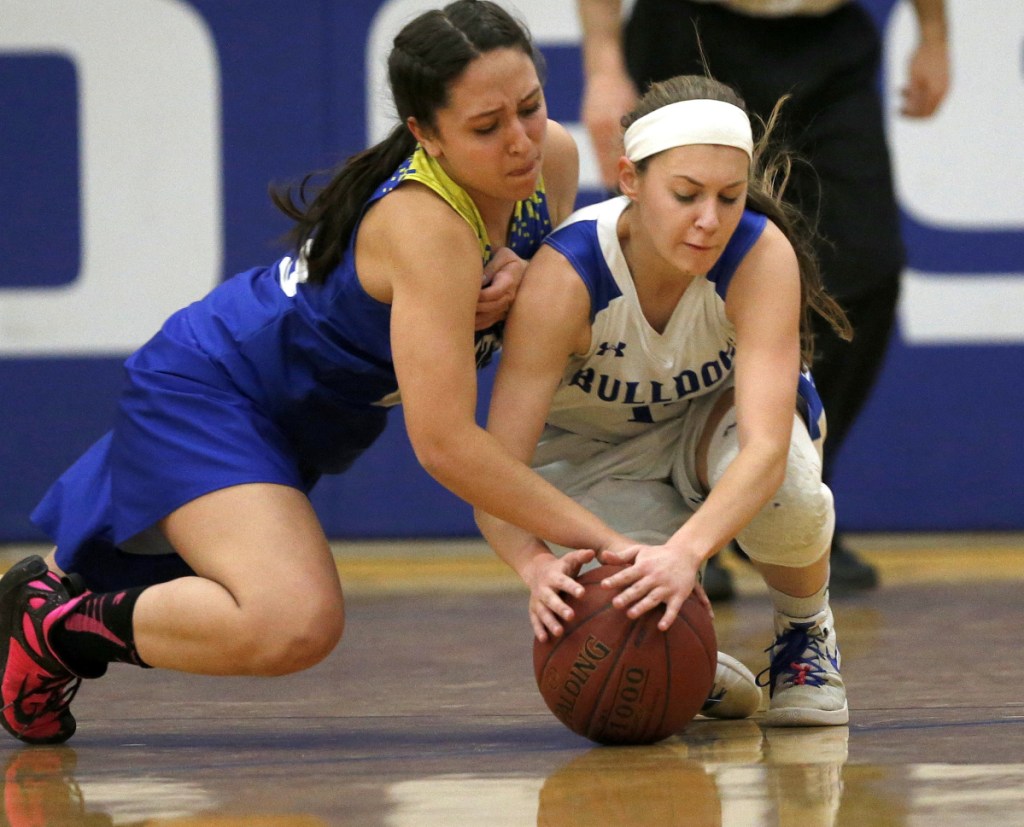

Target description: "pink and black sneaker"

left=0, top=556, right=83, bottom=744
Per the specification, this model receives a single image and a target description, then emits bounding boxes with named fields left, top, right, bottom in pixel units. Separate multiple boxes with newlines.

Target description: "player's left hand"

left=599, top=544, right=708, bottom=631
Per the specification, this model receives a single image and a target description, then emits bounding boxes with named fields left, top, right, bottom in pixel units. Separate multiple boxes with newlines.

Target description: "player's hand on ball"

left=523, top=548, right=596, bottom=642
left=599, top=544, right=705, bottom=631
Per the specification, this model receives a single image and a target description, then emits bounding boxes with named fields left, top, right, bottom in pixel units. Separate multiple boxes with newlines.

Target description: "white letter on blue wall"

left=0, top=0, right=222, bottom=356
left=886, top=0, right=1024, bottom=344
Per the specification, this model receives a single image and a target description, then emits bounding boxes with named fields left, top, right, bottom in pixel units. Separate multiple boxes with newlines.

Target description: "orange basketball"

left=533, top=565, right=716, bottom=745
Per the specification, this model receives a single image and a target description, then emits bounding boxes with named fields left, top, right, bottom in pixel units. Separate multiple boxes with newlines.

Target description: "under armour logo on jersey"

left=597, top=341, right=627, bottom=357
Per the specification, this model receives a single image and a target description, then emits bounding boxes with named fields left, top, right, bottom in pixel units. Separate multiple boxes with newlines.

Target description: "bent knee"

left=230, top=599, right=345, bottom=676
left=737, top=469, right=835, bottom=569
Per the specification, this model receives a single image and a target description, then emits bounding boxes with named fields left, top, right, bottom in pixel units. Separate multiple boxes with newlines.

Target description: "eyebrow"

left=675, top=174, right=747, bottom=188
left=467, top=86, right=542, bottom=121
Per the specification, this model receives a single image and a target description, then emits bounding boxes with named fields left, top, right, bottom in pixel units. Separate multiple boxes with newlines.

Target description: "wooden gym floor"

left=1, top=533, right=1022, bottom=826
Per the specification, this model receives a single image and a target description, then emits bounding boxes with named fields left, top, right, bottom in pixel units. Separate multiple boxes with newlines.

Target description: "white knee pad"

left=706, top=411, right=834, bottom=568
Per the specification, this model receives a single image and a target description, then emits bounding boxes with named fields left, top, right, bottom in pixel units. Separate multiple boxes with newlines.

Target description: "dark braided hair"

left=271, top=1, right=542, bottom=284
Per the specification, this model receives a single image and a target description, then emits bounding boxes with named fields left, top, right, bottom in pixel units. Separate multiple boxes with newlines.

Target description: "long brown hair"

left=623, top=75, right=852, bottom=365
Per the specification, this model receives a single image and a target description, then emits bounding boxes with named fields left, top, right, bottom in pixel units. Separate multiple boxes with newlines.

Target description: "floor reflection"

left=1, top=745, right=324, bottom=826
left=5, top=722, right=1024, bottom=826
left=536, top=721, right=849, bottom=827
left=537, top=741, right=722, bottom=825
left=382, top=720, right=851, bottom=826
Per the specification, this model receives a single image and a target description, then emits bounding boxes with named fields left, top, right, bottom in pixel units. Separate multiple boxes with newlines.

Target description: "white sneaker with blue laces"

left=760, top=606, right=848, bottom=726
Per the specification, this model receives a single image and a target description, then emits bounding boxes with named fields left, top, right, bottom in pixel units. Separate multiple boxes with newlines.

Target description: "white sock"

left=768, top=572, right=829, bottom=619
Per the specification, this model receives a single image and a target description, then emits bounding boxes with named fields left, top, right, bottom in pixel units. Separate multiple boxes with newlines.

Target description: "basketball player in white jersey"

left=577, top=0, right=950, bottom=599
left=477, top=74, right=854, bottom=725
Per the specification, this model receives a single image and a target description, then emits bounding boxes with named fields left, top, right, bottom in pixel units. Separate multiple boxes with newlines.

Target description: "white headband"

left=623, top=99, right=753, bottom=163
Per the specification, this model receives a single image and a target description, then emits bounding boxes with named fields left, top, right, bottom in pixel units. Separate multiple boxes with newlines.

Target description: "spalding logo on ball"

left=533, top=565, right=716, bottom=745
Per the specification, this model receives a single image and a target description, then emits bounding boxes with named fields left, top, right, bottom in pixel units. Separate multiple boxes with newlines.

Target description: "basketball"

left=533, top=564, right=717, bottom=745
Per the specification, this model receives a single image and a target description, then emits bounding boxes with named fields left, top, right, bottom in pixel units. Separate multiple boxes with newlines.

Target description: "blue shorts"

left=31, top=331, right=385, bottom=591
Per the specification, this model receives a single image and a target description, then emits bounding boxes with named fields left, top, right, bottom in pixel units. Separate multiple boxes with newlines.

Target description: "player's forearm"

left=577, top=0, right=627, bottom=78
left=475, top=509, right=555, bottom=582
left=419, top=422, right=617, bottom=553
left=666, top=440, right=788, bottom=563
left=910, top=0, right=948, bottom=44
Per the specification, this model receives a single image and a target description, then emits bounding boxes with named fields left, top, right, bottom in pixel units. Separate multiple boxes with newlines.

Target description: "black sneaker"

left=0, top=557, right=82, bottom=744
left=731, top=536, right=879, bottom=595
left=701, top=554, right=735, bottom=602
left=827, top=537, right=878, bottom=594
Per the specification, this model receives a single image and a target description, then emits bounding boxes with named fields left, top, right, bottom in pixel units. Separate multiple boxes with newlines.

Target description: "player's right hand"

left=522, top=548, right=596, bottom=642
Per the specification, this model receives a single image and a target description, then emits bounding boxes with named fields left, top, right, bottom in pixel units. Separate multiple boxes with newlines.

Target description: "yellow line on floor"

left=3, top=535, right=1022, bottom=594
left=330, top=537, right=1024, bottom=594
left=335, top=553, right=520, bottom=594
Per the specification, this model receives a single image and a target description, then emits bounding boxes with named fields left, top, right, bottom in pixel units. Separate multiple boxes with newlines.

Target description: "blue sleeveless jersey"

left=31, top=149, right=553, bottom=589
left=165, top=146, right=552, bottom=419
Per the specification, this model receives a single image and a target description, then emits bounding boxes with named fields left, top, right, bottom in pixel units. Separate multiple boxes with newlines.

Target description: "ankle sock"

left=768, top=574, right=829, bottom=620
left=48, top=587, right=152, bottom=678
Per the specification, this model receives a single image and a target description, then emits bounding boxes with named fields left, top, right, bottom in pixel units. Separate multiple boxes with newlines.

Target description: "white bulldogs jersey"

left=541, top=196, right=769, bottom=444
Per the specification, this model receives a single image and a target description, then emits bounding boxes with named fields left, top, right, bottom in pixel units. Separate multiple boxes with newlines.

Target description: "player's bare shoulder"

left=734, top=216, right=799, bottom=290
left=516, top=239, right=593, bottom=357
left=363, top=180, right=462, bottom=234
left=724, top=215, right=802, bottom=329
left=541, top=119, right=580, bottom=225
left=357, top=182, right=480, bottom=301
left=361, top=182, right=475, bottom=259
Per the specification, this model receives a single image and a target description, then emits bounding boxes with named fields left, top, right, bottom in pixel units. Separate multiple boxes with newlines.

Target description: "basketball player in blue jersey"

left=477, top=74, right=855, bottom=725
left=0, top=0, right=679, bottom=746
left=1, top=0, right=759, bottom=747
